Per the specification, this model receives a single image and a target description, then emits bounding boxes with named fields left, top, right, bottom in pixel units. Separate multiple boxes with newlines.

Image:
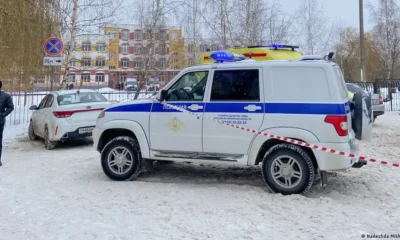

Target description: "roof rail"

left=300, top=52, right=335, bottom=61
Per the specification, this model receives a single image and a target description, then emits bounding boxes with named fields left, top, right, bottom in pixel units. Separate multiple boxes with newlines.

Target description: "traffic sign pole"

left=50, top=65, right=54, bottom=91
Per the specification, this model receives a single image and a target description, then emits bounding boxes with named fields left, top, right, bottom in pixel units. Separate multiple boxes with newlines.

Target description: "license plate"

left=79, top=127, right=94, bottom=134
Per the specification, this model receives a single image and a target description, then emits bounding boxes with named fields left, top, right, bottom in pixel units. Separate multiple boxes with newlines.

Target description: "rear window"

left=57, top=92, right=108, bottom=106
left=270, top=66, right=331, bottom=102
left=334, top=66, right=349, bottom=99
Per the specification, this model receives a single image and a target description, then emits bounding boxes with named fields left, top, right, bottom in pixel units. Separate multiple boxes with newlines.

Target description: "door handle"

left=244, top=104, right=262, bottom=112
left=188, top=104, right=204, bottom=111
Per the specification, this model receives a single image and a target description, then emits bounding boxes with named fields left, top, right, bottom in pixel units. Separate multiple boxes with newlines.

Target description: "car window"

left=346, top=83, right=362, bottom=93
left=334, top=66, right=349, bottom=99
left=166, top=71, right=208, bottom=101
left=57, top=92, right=108, bottom=106
left=38, top=95, right=49, bottom=109
left=210, top=69, right=260, bottom=101
left=44, top=95, right=54, bottom=108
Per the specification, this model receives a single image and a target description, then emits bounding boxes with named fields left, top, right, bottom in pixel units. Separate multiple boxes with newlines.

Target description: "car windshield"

left=346, top=83, right=362, bottom=93
left=57, top=91, right=108, bottom=106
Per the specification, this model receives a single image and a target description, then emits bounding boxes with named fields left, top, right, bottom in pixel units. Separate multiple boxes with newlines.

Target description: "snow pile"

left=0, top=113, right=399, bottom=239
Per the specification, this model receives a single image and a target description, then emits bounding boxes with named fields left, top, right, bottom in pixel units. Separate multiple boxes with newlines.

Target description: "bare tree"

left=130, top=0, right=183, bottom=99
left=296, top=0, right=332, bottom=54
left=60, top=0, right=123, bottom=89
left=368, top=0, right=400, bottom=79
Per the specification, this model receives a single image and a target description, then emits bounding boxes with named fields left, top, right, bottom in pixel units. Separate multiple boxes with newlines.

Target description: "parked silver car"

left=346, top=83, right=385, bottom=122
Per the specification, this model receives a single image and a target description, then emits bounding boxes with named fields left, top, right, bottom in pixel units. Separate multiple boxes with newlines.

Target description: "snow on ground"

left=0, top=113, right=400, bottom=240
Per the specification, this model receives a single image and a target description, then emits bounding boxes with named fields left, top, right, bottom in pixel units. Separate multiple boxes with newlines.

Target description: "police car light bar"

left=210, top=51, right=246, bottom=63
left=268, top=44, right=299, bottom=51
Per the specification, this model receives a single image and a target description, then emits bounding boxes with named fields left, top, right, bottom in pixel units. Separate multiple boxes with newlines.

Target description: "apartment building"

left=104, top=24, right=184, bottom=88
left=61, top=24, right=185, bottom=89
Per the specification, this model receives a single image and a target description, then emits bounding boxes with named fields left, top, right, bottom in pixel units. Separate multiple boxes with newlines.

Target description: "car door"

left=202, top=68, right=265, bottom=155
left=41, top=94, right=55, bottom=135
left=149, top=70, right=209, bottom=153
left=32, top=95, right=49, bottom=137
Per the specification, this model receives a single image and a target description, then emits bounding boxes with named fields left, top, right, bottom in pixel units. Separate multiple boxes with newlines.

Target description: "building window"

left=69, top=58, right=76, bottom=67
left=96, top=59, right=105, bottom=67
left=120, top=75, right=127, bottom=84
left=122, top=30, right=129, bottom=40
left=134, top=60, right=142, bottom=68
left=96, top=43, right=105, bottom=52
left=212, top=45, right=220, bottom=51
left=68, top=73, right=76, bottom=82
left=109, top=66, right=116, bottom=70
left=156, top=60, right=166, bottom=68
left=200, top=45, right=208, bottom=52
left=159, top=31, right=167, bottom=41
left=120, top=45, right=129, bottom=54
left=95, top=73, right=105, bottom=82
left=135, top=31, right=142, bottom=40
left=171, top=32, right=178, bottom=40
left=158, top=45, right=167, bottom=55
left=188, top=45, right=194, bottom=53
left=81, top=73, right=91, bottom=82
left=108, top=30, right=117, bottom=39
left=158, top=75, right=164, bottom=82
left=121, top=59, right=129, bottom=68
left=82, top=43, right=91, bottom=52
left=81, top=58, right=91, bottom=67
left=134, top=45, right=142, bottom=54
left=141, top=46, right=148, bottom=54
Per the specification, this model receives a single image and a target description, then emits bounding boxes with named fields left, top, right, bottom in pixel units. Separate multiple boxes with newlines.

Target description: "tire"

left=261, top=143, right=315, bottom=195
left=44, top=126, right=56, bottom=150
left=101, top=137, right=142, bottom=181
left=28, top=121, right=38, bottom=140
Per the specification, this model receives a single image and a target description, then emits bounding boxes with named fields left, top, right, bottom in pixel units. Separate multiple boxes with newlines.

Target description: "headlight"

left=98, top=110, right=105, bottom=119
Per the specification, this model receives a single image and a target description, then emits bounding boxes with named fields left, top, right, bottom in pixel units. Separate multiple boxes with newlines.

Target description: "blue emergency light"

left=210, top=51, right=246, bottom=63
left=268, top=44, right=299, bottom=51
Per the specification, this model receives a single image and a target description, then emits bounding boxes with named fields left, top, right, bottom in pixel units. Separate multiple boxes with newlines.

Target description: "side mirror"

left=29, top=105, right=38, bottom=110
left=159, top=89, right=168, bottom=101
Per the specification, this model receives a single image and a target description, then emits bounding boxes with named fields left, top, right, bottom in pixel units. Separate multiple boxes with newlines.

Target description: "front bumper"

left=92, top=127, right=102, bottom=152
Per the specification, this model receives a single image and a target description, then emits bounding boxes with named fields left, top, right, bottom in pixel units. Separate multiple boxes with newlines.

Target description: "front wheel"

left=261, top=143, right=315, bottom=195
left=101, top=137, right=142, bottom=181
left=28, top=121, right=38, bottom=140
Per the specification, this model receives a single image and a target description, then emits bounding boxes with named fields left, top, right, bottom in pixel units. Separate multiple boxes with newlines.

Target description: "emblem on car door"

left=166, top=117, right=184, bottom=132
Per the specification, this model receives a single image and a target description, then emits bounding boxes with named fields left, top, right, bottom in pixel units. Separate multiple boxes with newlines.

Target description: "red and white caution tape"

left=161, top=101, right=400, bottom=168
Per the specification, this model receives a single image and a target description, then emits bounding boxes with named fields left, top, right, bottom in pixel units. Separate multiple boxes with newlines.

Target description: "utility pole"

left=65, top=0, right=78, bottom=89
left=359, top=0, right=366, bottom=82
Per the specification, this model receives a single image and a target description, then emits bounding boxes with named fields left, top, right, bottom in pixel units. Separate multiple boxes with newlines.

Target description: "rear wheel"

left=44, top=127, right=57, bottom=150
left=101, top=137, right=142, bottom=181
left=261, top=143, right=315, bottom=195
left=28, top=121, right=38, bottom=140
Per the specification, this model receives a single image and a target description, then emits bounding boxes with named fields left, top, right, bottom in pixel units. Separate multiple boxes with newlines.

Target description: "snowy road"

left=0, top=114, right=400, bottom=240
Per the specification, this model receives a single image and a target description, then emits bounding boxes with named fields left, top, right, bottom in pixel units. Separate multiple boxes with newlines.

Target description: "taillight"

left=53, top=111, right=74, bottom=118
left=98, top=110, right=105, bottom=118
left=379, top=95, right=383, bottom=104
left=324, top=115, right=348, bottom=136
left=53, top=108, right=104, bottom=118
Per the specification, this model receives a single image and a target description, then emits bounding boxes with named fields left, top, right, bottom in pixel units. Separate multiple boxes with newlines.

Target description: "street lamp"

left=359, top=0, right=366, bottom=82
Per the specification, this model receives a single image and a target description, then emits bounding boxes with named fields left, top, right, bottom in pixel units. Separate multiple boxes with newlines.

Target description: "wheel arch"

left=97, top=120, right=150, bottom=159
left=248, top=127, right=319, bottom=170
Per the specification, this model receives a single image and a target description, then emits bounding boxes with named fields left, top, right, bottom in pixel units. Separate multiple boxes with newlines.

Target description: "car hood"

left=104, top=99, right=158, bottom=112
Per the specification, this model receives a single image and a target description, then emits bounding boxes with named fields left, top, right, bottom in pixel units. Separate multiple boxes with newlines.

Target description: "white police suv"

left=93, top=51, right=373, bottom=195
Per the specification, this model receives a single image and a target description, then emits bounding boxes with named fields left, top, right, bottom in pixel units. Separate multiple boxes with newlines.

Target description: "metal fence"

left=6, top=91, right=155, bottom=126
left=347, top=80, right=400, bottom=112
